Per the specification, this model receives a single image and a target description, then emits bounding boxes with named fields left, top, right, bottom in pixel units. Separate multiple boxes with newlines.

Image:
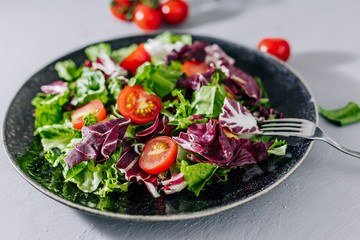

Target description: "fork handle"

left=319, top=134, right=360, bottom=159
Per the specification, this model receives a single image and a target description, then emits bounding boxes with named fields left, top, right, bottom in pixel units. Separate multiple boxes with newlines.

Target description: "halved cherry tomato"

left=117, top=85, right=162, bottom=124
left=181, top=60, right=209, bottom=76
left=139, top=136, right=177, bottom=174
left=71, top=99, right=107, bottom=130
left=120, top=43, right=151, bottom=75
left=161, top=0, right=189, bottom=25
left=133, top=3, right=162, bottom=32
left=110, top=0, right=133, bottom=21
left=257, top=38, right=291, bottom=61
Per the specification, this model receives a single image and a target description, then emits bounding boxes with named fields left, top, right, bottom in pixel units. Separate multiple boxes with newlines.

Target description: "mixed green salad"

left=23, top=32, right=288, bottom=199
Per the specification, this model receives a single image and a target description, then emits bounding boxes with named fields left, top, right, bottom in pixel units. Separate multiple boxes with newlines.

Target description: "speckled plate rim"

left=3, top=33, right=318, bottom=221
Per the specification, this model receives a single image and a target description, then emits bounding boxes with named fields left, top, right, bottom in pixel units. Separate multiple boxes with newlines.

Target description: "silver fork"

left=260, top=118, right=360, bottom=159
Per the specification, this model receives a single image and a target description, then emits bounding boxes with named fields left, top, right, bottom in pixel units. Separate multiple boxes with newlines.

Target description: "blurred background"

left=1, top=0, right=360, bottom=239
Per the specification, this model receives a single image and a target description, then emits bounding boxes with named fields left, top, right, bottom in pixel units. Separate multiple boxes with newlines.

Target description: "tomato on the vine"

left=139, top=136, right=177, bottom=174
left=117, top=85, right=162, bottom=124
left=181, top=60, right=210, bottom=76
left=160, top=0, right=189, bottom=25
left=110, top=0, right=133, bottom=21
left=133, top=3, right=162, bottom=32
left=71, top=99, right=107, bottom=130
left=257, top=38, right=291, bottom=61
left=120, top=43, right=151, bottom=75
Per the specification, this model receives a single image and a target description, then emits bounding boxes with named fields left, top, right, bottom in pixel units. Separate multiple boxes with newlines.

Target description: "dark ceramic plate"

left=3, top=34, right=317, bottom=221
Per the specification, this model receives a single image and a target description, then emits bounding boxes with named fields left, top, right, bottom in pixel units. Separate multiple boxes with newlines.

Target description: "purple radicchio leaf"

left=64, top=118, right=131, bottom=168
left=91, top=51, right=128, bottom=79
left=253, top=105, right=286, bottom=122
left=165, top=41, right=209, bottom=64
left=161, top=173, right=188, bottom=195
left=219, top=97, right=262, bottom=135
left=116, top=141, right=160, bottom=198
left=219, top=58, right=262, bottom=106
left=176, top=67, right=215, bottom=91
left=135, top=115, right=166, bottom=143
left=173, top=119, right=232, bottom=163
left=173, top=119, right=269, bottom=168
left=204, top=44, right=235, bottom=65
left=40, top=81, right=68, bottom=94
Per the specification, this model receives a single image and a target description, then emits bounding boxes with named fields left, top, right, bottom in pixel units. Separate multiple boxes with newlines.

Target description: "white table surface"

left=1, top=0, right=360, bottom=239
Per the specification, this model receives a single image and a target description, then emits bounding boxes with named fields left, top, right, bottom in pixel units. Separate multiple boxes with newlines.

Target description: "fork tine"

left=262, top=118, right=306, bottom=123
left=261, top=131, right=304, bottom=137
left=261, top=123, right=302, bottom=128
left=261, top=127, right=301, bottom=132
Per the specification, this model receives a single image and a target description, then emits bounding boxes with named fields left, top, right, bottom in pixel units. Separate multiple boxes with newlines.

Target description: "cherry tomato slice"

left=161, top=0, right=189, bottom=25
left=133, top=3, right=162, bottom=32
left=110, top=0, right=133, bottom=21
left=117, top=85, right=162, bottom=124
left=257, top=38, right=291, bottom=62
left=71, top=99, right=107, bottom=130
left=120, top=43, right=151, bottom=75
left=181, top=60, right=210, bottom=76
left=139, top=136, right=177, bottom=174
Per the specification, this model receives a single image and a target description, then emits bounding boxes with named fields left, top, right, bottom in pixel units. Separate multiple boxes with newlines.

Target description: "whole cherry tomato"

left=110, top=0, right=133, bottom=21
left=160, top=0, right=189, bottom=25
left=133, top=3, right=162, bottom=32
left=257, top=38, right=291, bottom=61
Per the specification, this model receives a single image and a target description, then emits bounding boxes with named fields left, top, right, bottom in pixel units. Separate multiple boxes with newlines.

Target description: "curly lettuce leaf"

left=268, top=139, right=287, bottom=156
left=72, top=68, right=108, bottom=106
left=129, top=62, right=184, bottom=99
left=35, top=123, right=78, bottom=151
left=55, top=60, right=82, bottom=82
left=155, top=31, right=192, bottom=45
left=31, top=91, right=71, bottom=128
left=85, top=43, right=111, bottom=62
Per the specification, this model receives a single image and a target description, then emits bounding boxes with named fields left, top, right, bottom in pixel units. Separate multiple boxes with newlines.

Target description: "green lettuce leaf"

left=107, top=78, right=123, bottom=102
left=73, top=68, right=108, bottom=106
left=268, top=139, right=288, bottom=156
left=162, top=89, right=209, bottom=130
left=191, top=85, right=226, bottom=119
left=180, top=160, right=218, bottom=196
left=31, top=91, right=71, bottom=128
left=129, top=62, right=184, bottom=99
left=85, top=43, right=111, bottom=62
left=155, top=31, right=192, bottom=45
left=35, top=123, right=78, bottom=151
left=319, top=102, right=360, bottom=126
left=54, top=60, right=82, bottom=82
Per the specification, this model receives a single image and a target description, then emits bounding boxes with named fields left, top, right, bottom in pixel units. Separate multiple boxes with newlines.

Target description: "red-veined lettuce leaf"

left=219, top=97, right=262, bottom=135
left=64, top=118, right=131, bottom=168
left=116, top=141, right=160, bottom=198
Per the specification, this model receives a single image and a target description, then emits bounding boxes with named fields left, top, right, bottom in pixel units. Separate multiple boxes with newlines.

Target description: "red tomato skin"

left=71, top=99, right=107, bottom=130
left=110, top=0, right=133, bottom=21
left=257, top=38, right=291, bottom=61
left=161, top=0, right=189, bottom=25
left=133, top=3, right=162, bottom=32
left=181, top=60, right=209, bottom=76
left=117, top=85, right=162, bottom=124
left=120, top=43, right=151, bottom=75
left=139, top=136, right=177, bottom=174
